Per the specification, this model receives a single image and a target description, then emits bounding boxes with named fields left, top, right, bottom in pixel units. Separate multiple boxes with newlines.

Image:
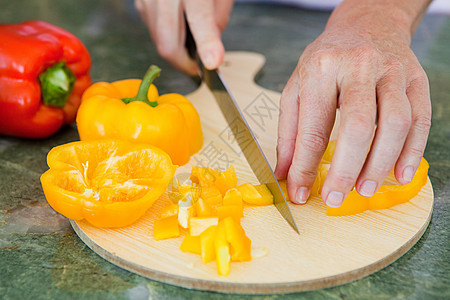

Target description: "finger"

left=285, top=57, right=338, bottom=204
left=322, top=67, right=377, bottom=207
left=184, top=0, right=224, bottom=70
left=356, top=74, right=411, bottom=197
left=274, top=71, right=300, bottom=181
left=214, top=0, right=235, bottom=32
left=395, top=71, right=431, bottom=184
left=137, top=0, right=199, bottom=75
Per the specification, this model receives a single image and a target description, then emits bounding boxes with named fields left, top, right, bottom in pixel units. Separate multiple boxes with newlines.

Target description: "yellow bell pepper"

left=40, top=139, right=176, bottom=228
left=76, top=65, right=203, bottom=166
left=311, top=140, right=430, bottom=216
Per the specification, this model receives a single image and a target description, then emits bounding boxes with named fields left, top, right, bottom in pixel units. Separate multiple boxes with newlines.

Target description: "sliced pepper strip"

left=326, top=158, right=429, bottom=216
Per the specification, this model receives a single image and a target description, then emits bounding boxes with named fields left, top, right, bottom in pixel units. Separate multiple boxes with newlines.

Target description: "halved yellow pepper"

left=313, top=141, right=430, bottom=216
left=327, top=158, right=429, bottom=216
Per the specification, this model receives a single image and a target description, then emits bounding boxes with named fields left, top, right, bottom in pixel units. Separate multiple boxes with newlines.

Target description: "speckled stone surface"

left=1, top=1, right=449, bottom=299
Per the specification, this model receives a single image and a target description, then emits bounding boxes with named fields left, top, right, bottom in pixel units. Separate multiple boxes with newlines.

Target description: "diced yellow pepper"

left=200, top=186, right=222, bottom=212
left=153, top=215, right=180, bottom=241
left=195, top=197, right=215, bottom=217
left=215, top=165, right=238, bottom=195
left=253, top=184, right=274, bottom=205
left=222, top=217, right=251, bottom=262
left=180, top=234, right=201, bottom=254
left=215, top=219, right=231, bottom=276
left=189, top=217, right=219, bottom=236
left=160, top=203, right=178, bottom=219
left=191, top=166, right=219, bottom=187
left=217, top=205, right=243, bottom=220
left=200, top=225, right=217, bottom=264
left=223, top=188, right=243, bottom=207
left=237, top=183, right=263, bottom=205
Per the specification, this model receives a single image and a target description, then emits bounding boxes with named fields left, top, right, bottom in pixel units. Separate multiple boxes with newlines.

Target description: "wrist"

left=326, top=0, right=430, bottom=45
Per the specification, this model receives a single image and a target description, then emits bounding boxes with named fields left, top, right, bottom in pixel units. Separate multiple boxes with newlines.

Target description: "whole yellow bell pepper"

left=76, top=65, right=203, bottom=165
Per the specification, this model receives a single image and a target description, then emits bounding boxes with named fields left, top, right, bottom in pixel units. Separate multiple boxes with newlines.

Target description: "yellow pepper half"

left=311, top=141, right=430, bottom=216
left=327, top=158, right=429, bottom=216
left=40, top=139, right=176, bottom=228
left=76, top=65, right=203, bottom=166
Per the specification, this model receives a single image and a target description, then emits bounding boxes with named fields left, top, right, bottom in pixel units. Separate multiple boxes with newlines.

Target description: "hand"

left=274, top=2, right=431, bottom=207
left=135, top=0, right=234, bottom=75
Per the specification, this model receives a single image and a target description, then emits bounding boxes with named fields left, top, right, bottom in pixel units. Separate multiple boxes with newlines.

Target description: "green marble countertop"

left=1, top=1, right=449, bottom=299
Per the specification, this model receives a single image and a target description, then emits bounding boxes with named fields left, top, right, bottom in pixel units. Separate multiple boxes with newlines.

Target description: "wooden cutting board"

left=71, top=52, right=434, bottom=294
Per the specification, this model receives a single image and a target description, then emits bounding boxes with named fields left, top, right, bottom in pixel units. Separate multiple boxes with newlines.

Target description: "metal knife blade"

left=204, top=69, right=299, bottom=234
left=184, top=18, right=299, bottom=234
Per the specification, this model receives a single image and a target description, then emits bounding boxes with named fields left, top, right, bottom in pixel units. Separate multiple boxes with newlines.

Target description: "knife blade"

left=184, top=19, right=299, bottom=234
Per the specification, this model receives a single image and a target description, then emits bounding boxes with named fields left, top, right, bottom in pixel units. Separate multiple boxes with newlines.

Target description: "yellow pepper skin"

left=327, top=158, right=429, bottom=216
left=313, top=140, right=430, bottom=216
left=76, top=66, right=203, bottom=166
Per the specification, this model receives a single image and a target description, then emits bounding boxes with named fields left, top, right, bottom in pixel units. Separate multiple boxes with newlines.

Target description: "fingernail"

left=326, top=191, right=344, bottom=208
left=403, top=166, right=415, bottom=183
left=203, top=51, right=215, bottom=69
left=360, top=180, right=377, bottom=197
left=295, top=187, right=309, bottom=204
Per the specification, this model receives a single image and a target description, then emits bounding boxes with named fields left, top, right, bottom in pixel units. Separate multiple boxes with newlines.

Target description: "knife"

left=185, top=19, right=299, bottom=234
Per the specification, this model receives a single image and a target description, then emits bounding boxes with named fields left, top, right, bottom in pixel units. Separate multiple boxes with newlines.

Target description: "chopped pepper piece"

left=180, top=234, right=201, bottom=254
left=215, top=219, right=231, bottom=276
left=200, top=225, right=217, bottom=264
left=154, top=215, right=180, bottom=240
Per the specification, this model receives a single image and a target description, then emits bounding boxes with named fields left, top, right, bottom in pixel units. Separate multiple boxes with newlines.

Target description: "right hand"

left=135, top=0, right=234, bottom=75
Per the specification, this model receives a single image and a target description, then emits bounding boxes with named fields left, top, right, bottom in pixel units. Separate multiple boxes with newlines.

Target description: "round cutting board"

left=71, top=52, right=434, bottom=294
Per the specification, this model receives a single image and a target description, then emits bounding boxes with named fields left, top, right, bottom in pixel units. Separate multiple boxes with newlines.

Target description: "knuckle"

left=341, top=113, right=375, bottom=142
left=352, top=45, right=381, bottom=65
left=403, top=146, right=424, bottom=158
left=300, top=129, right=329, bottom=153
left=385, top=111, right=411, bottom=133
left=302, top=49, right=337, bottom=73
left=413, top=114, right=432, bottom=134
left=329, top=171, right=357, bottom=189
left=288, top=163, right=317, bottom=182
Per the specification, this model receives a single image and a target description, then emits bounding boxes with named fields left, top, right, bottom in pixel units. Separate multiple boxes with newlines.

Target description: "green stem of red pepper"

left=39, top=62, right=76, bottom=107
left=121, top=65, right=161, bottom=107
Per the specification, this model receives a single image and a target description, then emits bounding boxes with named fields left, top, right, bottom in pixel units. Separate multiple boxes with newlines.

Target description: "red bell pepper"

left=0, top=20, right=91, bottom=138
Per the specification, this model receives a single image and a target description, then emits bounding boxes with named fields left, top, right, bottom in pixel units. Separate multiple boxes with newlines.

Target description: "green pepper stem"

left=39, top=62, right=76, bottom=107
left=121, top=65, right=161, bottom=106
